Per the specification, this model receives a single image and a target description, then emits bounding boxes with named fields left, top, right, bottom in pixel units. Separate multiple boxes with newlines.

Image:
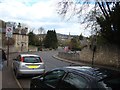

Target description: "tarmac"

left=0, top=53, right=120, bottom=90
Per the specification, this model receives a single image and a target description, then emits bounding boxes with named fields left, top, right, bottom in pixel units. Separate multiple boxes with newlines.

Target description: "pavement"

left=2, top=61, right=22, bottom=90
left=1, top=51, right=22, bottom=90
left=0, top=53, right=120, bottom=90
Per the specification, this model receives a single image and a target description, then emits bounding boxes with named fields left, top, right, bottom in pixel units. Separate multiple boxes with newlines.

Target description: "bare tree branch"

left=106, top=2, right=112, bottom=15
left=97, top=2, right=107, bottom=18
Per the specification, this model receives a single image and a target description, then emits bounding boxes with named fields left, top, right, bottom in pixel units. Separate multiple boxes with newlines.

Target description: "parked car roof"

left=20, top=54, right=40, bottom=57
left=62, top=66, right=120, bottom=81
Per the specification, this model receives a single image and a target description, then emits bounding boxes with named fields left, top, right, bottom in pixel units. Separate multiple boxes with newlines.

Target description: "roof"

left=20, top=54, right=40, bottom=57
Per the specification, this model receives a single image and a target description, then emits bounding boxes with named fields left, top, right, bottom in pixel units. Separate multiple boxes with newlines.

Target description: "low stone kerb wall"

left=58, top=45, right=120, bottom=68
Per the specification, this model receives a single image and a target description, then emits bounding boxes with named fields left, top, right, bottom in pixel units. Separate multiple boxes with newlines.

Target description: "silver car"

left=13, top=54, right=45, bottom=78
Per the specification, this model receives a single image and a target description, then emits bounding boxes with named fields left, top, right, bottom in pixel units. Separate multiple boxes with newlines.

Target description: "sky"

left=0, top=0, right=92, bottom=37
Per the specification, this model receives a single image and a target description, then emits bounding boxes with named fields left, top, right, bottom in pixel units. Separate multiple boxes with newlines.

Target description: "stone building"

left=0, top=19, right=29, bottom=52
left=0, top=19, right=5, bottom=49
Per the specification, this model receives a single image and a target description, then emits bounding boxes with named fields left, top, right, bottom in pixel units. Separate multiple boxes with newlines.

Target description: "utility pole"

left=6, top=22, right=13, bottom=66
left=92, top=39, right=96, bottom=66
left=7, top=37, right=10, bottom=66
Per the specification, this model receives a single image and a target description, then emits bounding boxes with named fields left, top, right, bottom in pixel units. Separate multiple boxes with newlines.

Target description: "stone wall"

left=58, top=45, right=120, bottom=68
left=80, top=45, right=120, bottom=67
left=58, top=52, right=80, bottom=61
left=3, top=45, right=29, bottom=53
left=28, top=46, right=38, bottom=52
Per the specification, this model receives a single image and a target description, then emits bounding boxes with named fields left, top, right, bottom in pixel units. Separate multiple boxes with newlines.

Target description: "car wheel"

left=13, top=68, right=15, bottom=74
left=13, top=64, right=15, bottom=72
left=12, top=62, right=14, bottom=69
left=15, top=69, right=20, bottom=79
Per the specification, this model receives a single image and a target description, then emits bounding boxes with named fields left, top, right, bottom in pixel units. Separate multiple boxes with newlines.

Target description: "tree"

left=57, top=0, right=99, bottom=31
left=53, top=30, right=58, bottom=49
left=57, top=1, right=120, bottom=47
left=2, top=37, right=15, bottom=46
left=69, top=37, right=81, bottom=51
left=38, top=27, right=46, bottom=35
left=43, top=30, right=58, bottom=49
left=38, top=27, right=46, bottom=46
left=96, top=2, right=120, bottom=46
left=28, top=31, right=36, bottom=46
left=79, top=33, right=83, bottom=40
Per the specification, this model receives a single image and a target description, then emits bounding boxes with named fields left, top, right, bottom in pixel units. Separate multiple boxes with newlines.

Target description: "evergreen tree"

left=97, top=2, right=120, bottom=46
left=79, top=33, right=83, bottom=40
left=28, top=31, right=36, bottom=46
left=43, top=30, right=58, bottom=49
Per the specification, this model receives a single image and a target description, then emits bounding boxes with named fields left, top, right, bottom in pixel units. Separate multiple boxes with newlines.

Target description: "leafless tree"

left=38, top=27, right=46, bottom=34
left=38, top=27, right=46, bottom=41
left=56, top=0, right=118, bottom=35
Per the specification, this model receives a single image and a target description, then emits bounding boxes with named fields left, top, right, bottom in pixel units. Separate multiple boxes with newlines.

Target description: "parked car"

left=13, top=54, right=45, bottom=78
left=30, top=66, right=120, bottom=90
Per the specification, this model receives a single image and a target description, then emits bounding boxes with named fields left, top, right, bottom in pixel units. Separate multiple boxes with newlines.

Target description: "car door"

left=36, top=69, right=65, bottom=89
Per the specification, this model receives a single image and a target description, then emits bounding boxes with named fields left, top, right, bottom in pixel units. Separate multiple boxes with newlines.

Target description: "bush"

left=71, top=47, right=81, bottom=51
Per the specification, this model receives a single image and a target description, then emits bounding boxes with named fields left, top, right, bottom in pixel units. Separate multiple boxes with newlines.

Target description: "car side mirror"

left=40, top=77, right=44, bottom=81
left=42, top=72, right=49, bottom=81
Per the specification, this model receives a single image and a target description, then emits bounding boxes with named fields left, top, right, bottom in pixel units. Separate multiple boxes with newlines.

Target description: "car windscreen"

left=23, top=56, right=42, bottom=63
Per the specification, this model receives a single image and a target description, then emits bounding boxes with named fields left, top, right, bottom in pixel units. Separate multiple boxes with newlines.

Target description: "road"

left=2, top=48, right=120, bottom=89
left=12, top=50, right=71, bottom=89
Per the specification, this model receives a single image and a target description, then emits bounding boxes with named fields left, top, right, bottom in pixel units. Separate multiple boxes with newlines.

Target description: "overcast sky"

left=0, top=0, right=92, bottom=36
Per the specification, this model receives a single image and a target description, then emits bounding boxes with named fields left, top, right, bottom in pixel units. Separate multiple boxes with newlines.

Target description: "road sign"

left=6, top=26, right=13, bottom=38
